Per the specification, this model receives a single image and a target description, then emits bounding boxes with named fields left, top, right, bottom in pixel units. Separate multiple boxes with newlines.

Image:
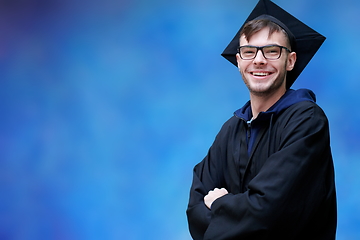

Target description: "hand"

left=204, top=188, right=228, bottom=209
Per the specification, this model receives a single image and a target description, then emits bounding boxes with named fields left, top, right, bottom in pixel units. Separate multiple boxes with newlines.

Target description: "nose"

left=253, top=49, right=267, bottom=65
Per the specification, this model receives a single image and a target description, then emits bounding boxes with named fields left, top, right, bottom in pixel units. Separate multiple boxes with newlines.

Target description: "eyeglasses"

left=237, top=45, right=291, bottom=60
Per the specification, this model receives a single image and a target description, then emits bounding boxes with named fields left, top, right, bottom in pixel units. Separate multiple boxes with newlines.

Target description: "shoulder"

left=277, top=101, right=329, bottom=131
left=283, top=101, right=328, bottom=120
left=211, top=116, right=244, bottom=144
left=219, top=115, right=243, bottom=133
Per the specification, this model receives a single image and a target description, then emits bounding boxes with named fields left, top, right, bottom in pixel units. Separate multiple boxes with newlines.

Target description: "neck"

left=250, top=88, right=286, bottom=119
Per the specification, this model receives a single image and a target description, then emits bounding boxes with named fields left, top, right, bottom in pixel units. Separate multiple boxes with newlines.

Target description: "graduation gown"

left=186, top=89, right=337, bottom=240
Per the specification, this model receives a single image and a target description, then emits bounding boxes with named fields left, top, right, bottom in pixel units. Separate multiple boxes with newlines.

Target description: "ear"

left=286, top=52, right=297, bottom=71
left=236, top=53, right=241, bottom=67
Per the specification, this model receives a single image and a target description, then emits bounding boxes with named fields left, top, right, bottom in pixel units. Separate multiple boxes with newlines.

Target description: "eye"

left=241, top=47, right=256, bottom=55
left=264, top=46, right=280, bottom=55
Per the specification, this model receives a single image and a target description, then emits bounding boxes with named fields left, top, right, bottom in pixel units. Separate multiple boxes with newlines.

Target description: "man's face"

left=236, top=27, right=296, bottom=97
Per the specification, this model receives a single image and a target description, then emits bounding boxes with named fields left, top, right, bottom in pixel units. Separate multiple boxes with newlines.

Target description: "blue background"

left=0, top=0, right=359, bottom=239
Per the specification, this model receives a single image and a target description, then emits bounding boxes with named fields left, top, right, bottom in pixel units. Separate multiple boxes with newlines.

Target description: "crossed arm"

left=204, top=188, right=228, bottom=209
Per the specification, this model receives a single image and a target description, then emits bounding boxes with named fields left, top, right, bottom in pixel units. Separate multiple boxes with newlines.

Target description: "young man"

left=186, top=0, right=337, bottom=239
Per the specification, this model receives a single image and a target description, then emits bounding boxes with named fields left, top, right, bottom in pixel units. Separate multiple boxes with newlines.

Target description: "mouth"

left=250, top=71, right=273, bottom=77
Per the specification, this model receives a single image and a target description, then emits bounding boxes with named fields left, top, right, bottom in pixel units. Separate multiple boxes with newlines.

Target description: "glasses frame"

left=237, top=44, right=291, bottom=60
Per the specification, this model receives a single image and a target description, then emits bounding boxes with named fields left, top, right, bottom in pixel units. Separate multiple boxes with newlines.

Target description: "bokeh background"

left=0, top=0, right=359, bottom=239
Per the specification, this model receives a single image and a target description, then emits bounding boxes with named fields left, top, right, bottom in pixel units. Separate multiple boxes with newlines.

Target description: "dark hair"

left=240, top=19, right=291, bottom=50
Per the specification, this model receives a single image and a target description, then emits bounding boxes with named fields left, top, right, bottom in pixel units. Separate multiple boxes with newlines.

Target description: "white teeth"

left=252, top=72, right=269, bottom=76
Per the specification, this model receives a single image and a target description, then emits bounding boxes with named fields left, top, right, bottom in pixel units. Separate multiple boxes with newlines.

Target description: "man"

left=186, top=0, right=337, bottom=239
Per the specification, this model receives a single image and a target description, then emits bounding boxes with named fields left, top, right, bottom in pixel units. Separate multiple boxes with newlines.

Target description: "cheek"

left=237, top=60, right=249, bottom=72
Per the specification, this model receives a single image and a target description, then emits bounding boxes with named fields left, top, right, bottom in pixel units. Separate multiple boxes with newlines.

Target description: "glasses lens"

left=263, top=46, right=281, bottom=59
left=240, top=46, right=257, bottom=60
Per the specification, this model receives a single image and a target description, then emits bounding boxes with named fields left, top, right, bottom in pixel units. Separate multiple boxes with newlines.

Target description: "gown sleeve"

left=187, top=102, right=336, bottom=239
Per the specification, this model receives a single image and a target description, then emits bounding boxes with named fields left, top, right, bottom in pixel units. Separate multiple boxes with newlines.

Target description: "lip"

left=249, top=71, right=274, bottom=79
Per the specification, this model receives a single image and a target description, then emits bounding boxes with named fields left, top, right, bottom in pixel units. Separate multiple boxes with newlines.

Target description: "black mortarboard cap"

left=221, top=0, right=326, bottom=88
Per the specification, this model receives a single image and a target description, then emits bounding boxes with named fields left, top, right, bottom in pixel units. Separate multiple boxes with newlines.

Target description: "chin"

left=248, top=83, right=272, bottom=93
left=248, top=82, right=283, bottom=96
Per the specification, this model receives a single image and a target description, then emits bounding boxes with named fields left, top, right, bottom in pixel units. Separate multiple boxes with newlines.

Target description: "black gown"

left=186, top=89, right=337, bottom=240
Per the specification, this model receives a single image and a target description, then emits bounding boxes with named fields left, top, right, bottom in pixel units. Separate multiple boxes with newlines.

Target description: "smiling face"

left=236, top=27, right=296, bottom=98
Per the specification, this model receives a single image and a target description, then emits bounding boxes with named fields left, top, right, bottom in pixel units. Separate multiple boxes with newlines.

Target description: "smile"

left=251, top=72, right=272, bottom=76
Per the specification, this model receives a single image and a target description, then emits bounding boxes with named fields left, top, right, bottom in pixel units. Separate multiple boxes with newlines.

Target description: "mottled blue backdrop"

left=0, top=0, right=359, bottom=239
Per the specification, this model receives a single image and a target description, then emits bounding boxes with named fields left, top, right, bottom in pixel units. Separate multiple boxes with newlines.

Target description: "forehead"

left=240, top=27, right=288, bottom=46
